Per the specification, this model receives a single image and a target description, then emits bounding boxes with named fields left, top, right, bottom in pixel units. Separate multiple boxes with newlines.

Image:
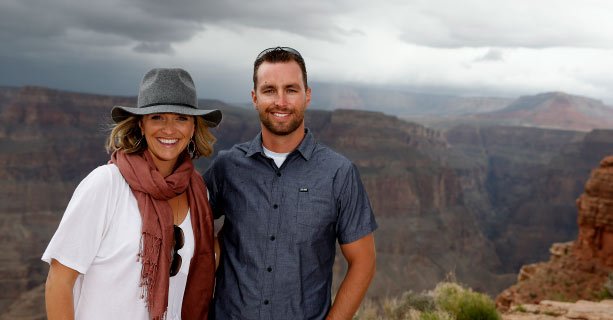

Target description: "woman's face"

left=140, top=113, right=195, bottom=174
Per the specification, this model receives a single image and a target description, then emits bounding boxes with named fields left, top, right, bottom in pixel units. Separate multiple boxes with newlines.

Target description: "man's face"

left=252, top=61, right=311, bottom=136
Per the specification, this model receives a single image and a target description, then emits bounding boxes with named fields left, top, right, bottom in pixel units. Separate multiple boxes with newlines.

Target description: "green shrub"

left=605, top=273, right=613, bottom=296
left=355, top=281, right=500, bottom=320
left=550, top=291, right=570, bottom=302
left=593, top=272, right=613, bottom=301
left=514, top=305, right=527, bottom=313
left=419, top=310, right=453, bottom=320
left=595, top=288, right=613, bottom=300
left=381, top=291, right=436, bottom=319
left=433, top=282, right=501, bottom=320
left=381, top=297, right=403, bottom=320
left=353, top=298, right=379, bottom=320
left=403, top=291, right=437, bottom=312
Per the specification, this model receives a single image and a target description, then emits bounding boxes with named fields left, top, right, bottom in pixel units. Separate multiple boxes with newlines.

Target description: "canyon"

left=1, top=86, right=612, bottom=318
left=497, top=156, right=613, bottom=319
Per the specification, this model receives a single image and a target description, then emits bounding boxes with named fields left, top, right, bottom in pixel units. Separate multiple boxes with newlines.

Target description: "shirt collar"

left=244, top=128, right=316, bottom=161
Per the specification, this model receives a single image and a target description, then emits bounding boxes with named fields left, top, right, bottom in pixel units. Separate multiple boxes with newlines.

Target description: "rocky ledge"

left=503, top=299, right=613, bottom=320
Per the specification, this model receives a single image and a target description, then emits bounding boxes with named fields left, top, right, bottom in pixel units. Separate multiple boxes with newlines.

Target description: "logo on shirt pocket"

left=293, top=185, right=335, bottom=244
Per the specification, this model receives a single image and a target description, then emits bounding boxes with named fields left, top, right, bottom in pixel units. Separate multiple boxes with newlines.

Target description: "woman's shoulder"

left=78, top=163, right=128, bottom=190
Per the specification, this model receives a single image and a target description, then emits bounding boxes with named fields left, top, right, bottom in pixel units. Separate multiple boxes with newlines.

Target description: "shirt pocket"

left=292, top=184, right=336, bottom=245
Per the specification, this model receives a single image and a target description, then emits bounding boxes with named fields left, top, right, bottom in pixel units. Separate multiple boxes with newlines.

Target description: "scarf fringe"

left=138, top=232, right=165, bottom=319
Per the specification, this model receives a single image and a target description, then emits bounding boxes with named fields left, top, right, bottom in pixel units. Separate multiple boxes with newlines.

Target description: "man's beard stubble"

left=259, top=109, right=304, bottom=136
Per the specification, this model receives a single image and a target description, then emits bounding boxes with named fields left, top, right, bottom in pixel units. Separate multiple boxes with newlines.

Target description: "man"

left=205, top=47, right=377, bottom=320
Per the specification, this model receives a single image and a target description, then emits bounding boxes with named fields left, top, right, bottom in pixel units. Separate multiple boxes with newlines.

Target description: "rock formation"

left=576, top=156, right=613, bottom=266
left=496, top=156, right=613, bottom=311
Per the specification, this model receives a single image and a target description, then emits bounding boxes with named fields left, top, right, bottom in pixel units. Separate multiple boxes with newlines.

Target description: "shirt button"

left=267, top=266, right=272, bottom=272
left=273, top=204, right=278, bottom=209
left=263, top=300, right=270, bottom=305
left=269, top=235, right=276, bottom=241
left=276, top=172, right=281, bottom=177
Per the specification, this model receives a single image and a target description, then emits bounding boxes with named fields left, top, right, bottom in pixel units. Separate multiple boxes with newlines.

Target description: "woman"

left=42, top=68, right=222, bottom=319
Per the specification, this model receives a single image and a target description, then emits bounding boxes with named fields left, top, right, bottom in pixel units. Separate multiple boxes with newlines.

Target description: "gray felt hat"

left=111, top=68, right=222, bottom=126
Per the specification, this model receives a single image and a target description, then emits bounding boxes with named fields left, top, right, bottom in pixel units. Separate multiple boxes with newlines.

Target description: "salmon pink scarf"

left=111, top=150, right=215, bottom=319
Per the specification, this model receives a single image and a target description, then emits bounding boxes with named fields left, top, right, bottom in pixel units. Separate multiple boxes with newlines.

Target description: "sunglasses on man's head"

left=170, top=225, right=184, bottom=277
left=256, top=46, right=303, bottom=60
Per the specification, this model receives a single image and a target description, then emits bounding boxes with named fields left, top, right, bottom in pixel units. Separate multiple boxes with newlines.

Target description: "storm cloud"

left=1, top=0, right=613, bottom=103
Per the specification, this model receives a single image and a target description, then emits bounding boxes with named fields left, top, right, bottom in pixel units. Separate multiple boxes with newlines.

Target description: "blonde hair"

left=106, top=115, right=216, bottom=159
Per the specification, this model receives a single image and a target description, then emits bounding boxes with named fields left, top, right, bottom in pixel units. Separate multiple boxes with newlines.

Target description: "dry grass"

left=354, top=281, right=499, bottom=320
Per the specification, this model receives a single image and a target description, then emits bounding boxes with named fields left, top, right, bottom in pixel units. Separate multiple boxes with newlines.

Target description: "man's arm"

left=326, top=233, right=376, bottom=320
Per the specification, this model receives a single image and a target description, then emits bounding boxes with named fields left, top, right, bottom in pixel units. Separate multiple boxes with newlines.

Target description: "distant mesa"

left=306, top=83, right=613, bottom=132
left=475, top=92, right=613, bottom=132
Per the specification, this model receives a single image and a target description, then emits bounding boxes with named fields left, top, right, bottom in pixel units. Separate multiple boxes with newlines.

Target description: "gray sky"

left=2, top=0, right=613, bottom=104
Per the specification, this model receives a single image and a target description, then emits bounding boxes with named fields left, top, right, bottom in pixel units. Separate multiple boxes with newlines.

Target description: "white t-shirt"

left=262, top=146, right=289, bottom=168
left=42, top=164, right=194, bottom=320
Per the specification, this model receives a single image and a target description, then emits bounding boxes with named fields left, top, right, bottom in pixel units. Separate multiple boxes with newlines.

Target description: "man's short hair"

left=253, top=47, right=308, bottom=90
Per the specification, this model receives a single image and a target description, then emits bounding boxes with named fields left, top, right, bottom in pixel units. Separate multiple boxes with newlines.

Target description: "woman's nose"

left=161, top=119, right=176, bottom=132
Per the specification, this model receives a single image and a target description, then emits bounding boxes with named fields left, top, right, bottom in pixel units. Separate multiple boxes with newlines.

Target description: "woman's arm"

left=45, top=259, right=79, bottom=320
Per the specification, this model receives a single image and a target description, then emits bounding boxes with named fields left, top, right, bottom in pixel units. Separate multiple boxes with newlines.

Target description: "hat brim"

left=111, top=105, right=222, bottom=127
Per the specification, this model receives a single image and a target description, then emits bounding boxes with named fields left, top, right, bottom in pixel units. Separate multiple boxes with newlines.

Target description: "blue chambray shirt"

left=204, top=129, right=377, bottom=320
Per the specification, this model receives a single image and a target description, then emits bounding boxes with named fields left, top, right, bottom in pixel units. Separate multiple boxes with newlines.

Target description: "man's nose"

left=275, top=92, right=288, bottom=106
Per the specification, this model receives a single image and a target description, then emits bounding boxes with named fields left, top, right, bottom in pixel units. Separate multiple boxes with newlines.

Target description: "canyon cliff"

left=1, top=86, right=612, bottom=318
left=446, top=126, right=613, bottom=273
left=496, top=156, right=613, bottom=310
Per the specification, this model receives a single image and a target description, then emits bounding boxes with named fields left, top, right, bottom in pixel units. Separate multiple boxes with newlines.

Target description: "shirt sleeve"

left=203, top=156, right=224, bottom=219
left=335, top=162, right=378, bottom=244
left=41, top=165, right=116, bottom=274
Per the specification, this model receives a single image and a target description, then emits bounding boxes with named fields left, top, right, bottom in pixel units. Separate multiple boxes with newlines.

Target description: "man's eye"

left=150, top=115, right=162, bottom=120
left=177, top=116, right=189, bottom=121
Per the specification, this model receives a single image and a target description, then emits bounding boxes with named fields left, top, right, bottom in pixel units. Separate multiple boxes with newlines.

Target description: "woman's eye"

left=150, top=115, right=162, bottom=120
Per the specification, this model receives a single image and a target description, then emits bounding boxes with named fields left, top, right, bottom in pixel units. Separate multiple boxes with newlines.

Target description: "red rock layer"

left=575, top=156, right=613, bottom=267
